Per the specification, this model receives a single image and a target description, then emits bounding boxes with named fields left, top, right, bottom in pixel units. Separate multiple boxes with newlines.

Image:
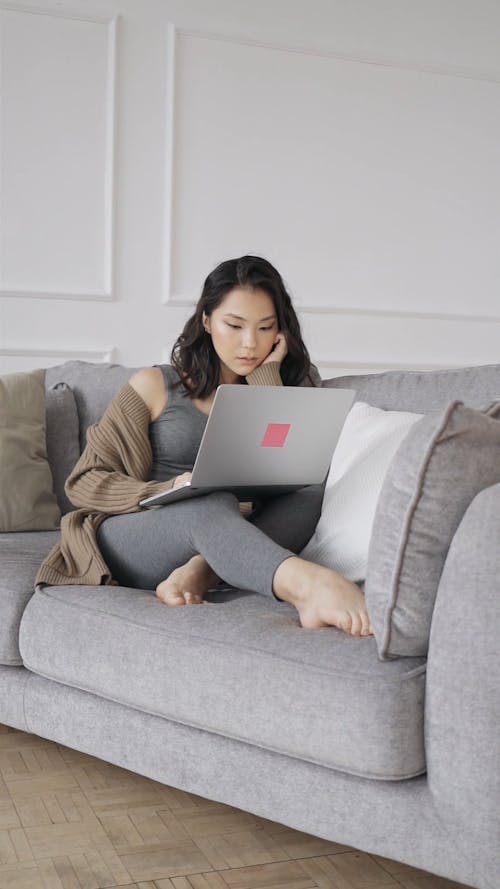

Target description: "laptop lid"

left=140, top=384, right=355, bottom=507
left=190, top=383, right=355, bottom=489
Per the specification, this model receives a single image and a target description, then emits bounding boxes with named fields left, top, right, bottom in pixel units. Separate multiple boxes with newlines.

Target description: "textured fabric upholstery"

left=0, top=369, right=60, bottom=531
left=365, top=400, right=500, bottom=659
left=1, top=361, right=499, bottom=889
left=45, top=361, right=138, bottom=451
left=18, top=583, right=426, bottom=780
left=45, top=382, right=80, bottom=514
left=0, top=531, right=60, bottom=665
left=323, top=362, right=500, bottom=411
left=425, top=482, right=500, bottom=885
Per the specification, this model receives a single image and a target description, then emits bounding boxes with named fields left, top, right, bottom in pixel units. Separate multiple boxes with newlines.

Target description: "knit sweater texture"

left=35, top=361, right=286, bottom=587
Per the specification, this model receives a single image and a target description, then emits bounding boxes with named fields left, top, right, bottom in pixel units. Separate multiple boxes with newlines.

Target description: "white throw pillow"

left=300, top=401, right=423, bottom=582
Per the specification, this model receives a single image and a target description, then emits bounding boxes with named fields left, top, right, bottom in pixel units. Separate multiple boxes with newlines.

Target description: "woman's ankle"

left=188, top=554, right=220, bottom=585
left=272, top=556, right=307, bottom=605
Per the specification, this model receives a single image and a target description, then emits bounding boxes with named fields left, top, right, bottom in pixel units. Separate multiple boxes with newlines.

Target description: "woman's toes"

left=349, top=612, right=363, bottom=636
left=361, top=612, right=373, bottom=636
left=184, top=592, right=202, bottom=604
left=183, top=592, right=205, bottom=605
left=156, top=584, right=184, bottom=605
left=166, top=594, right=186, bottom=606
left=340, top=613, right=353, bottom=633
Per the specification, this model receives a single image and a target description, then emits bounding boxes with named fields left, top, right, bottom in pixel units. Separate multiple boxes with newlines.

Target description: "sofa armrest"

left=425, top=482, right=500, bottom=884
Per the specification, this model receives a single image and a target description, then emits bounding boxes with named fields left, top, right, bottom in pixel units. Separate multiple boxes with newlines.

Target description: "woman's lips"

left=237, top=357, right=257, bottom=363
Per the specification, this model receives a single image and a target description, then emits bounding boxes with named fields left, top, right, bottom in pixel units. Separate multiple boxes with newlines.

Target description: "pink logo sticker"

left=261, top=423, right=291, bottom=448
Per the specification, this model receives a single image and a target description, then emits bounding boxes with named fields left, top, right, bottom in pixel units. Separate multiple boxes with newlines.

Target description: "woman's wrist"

left=245, top=362, right=282, bottom=386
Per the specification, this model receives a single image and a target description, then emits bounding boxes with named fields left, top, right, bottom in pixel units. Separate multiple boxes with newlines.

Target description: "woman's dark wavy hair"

left=170, top=255, right=314, bottom=398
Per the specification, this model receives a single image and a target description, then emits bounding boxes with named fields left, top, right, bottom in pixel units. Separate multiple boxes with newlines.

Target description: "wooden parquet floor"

left=0, top=724, right=472, bottom=889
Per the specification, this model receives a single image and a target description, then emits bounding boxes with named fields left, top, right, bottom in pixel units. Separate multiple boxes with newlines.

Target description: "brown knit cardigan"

left=35, top=362, right=288, bottom=588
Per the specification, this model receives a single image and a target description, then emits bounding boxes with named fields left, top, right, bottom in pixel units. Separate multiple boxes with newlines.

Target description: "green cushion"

left=0, top=369, right=61, bottom=532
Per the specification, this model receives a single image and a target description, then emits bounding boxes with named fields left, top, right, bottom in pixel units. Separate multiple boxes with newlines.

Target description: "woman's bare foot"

left=156, top=555, right=220, bottom=606
left=273, top=556, right=373, bottom=636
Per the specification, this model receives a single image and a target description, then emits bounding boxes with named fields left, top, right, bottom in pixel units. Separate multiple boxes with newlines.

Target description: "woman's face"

left=203, top=287, right=279, bottom=383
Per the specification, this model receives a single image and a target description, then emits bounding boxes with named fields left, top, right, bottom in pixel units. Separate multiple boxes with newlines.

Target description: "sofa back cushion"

left=323, top=363, right=500, bottom=411
left=45, top=383, right=81, bottom=514
left=49, top=361, right=500, bottom=453
left=46, top=361, right=137, bottom=452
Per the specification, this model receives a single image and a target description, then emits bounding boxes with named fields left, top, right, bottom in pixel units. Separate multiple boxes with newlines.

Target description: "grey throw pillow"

left=0, top=369, right=61, bottom=532
left=45, top=383, right=80, bottom=515
left=365, top=399, right=500, bottom=660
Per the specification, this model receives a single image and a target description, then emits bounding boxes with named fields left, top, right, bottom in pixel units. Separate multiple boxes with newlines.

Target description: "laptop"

left=139, top=384, right=355, bottom=508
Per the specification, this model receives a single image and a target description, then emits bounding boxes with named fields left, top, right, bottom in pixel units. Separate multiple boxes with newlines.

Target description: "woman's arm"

left=245, top=334, right=321, bottom=388
left=245, top=361, right=282, bottom=386
left=128, top=366, right=167, bottom=420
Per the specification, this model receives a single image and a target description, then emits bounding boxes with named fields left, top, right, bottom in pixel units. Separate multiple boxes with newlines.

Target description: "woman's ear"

left=202, top=312, right=210, bottom=333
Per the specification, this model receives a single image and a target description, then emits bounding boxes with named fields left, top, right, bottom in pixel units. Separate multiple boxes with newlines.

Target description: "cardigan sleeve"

left=64, top=382, right=176, bottom=514
left=245, top=361, right=282, bottom=386
left=245, top=360, right=322, bottom=387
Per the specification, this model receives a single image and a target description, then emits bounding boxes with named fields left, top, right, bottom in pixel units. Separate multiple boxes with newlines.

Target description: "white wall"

left=1, top=0, right=499, bottom=379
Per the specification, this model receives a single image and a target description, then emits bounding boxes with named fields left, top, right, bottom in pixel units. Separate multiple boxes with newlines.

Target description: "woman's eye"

left=225, top=323, right=273, bottom=331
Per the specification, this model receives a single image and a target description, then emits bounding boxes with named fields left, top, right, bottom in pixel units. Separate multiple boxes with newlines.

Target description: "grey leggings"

left=96, top=484, right=325, bottom=599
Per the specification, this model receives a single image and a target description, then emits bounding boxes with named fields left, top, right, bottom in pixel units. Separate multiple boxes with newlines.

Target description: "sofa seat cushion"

left=19, top=584, right=427, bottom=780
left=0, top=531, right=60, bottom=665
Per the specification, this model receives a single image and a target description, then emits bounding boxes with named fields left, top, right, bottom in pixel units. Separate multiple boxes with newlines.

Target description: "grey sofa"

left=1, top=359, right=499, bottom=889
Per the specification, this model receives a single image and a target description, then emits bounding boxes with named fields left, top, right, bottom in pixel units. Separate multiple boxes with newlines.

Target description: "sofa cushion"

left=323, top=362, right=500, bottom=412
left=300, top=401, right=423, bottom=581
left=365, top=400, right=500, bottom=660
left=0, top=369, right=60, bottom=532
left=19, top=583, right=426, bottom=780
left=0, top=531, right=60, bottom=665
left=46, top=361, right=137, bottom=451
left=45, top=383, right=80, bottom=515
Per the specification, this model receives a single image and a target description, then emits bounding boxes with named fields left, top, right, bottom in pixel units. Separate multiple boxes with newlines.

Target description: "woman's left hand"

left=261, top=331, right=288, bottom=366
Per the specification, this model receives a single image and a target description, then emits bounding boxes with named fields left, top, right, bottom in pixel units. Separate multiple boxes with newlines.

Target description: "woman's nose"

left=241, top=329, right=257, bottom=349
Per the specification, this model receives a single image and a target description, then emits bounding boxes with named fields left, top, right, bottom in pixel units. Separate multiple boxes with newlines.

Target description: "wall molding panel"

left=161, top=24, right=500, bottom=325
left=0, top=5, right=117, bottom=301
left=0, top=288, right=115, bottom=302
left=178, top=27, right=500, bottom=86
left=162, top=290, right=500, bottom=324
left=2, top=2, right=498, bottom=376
left=161, top=22, right=177, bottom=308
left=0, top=347, right=116, bottom=372
left=0, top=4, right=113, bottom=25
left=296, top=305, right=500, bottom=323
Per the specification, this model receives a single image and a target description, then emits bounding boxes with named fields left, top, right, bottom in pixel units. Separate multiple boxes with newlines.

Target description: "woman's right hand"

left=261, top=331, right=288, bottom=367
left=172, top=471, right=192, bottom=490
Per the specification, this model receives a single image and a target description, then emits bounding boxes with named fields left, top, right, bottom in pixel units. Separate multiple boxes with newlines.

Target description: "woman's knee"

left=195, top=490, right=240, bottom=515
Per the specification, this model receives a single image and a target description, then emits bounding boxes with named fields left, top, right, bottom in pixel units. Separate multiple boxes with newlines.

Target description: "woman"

left=36, top=255, right=373, bottom=637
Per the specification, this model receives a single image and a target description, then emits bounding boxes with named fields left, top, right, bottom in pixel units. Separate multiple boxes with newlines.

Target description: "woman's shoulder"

left=128, top=366, right=168, bottom=421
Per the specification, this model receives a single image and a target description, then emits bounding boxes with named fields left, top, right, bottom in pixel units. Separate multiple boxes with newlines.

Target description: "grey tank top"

left=148, top=364, right=209, bottom=482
